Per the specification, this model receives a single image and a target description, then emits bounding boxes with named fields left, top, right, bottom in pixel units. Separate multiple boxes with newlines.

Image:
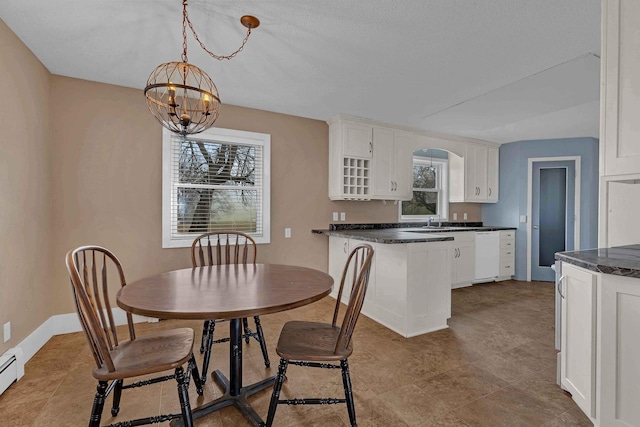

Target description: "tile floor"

left=0, top=280, right=593, bottom=426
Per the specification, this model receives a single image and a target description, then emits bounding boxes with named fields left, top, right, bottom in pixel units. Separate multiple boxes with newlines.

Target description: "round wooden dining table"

left=116, top=263, right=333, bottom=427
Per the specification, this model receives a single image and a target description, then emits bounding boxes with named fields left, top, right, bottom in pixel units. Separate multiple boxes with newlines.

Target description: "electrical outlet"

left=3, top=322, right=10, bottom=343
left=520, top=215, right=527, bottom=223
left=453, top=213, right=458, bottom=220
left=284, top=228, right=291, bottom=238
left=463, top=213, right=468, bottom=220
left=332, top=212, right=339, bottom=221
left=340, top=212, right=346, bottom=221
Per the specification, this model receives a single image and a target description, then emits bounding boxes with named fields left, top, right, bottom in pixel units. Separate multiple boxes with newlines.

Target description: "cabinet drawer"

left=500, top=239, right=515, bottom=249
left=500, top=248, right=515, bottom=260
left=500, top=230, right=515, bottom=239
left=500, top=262, right=514, bottom=276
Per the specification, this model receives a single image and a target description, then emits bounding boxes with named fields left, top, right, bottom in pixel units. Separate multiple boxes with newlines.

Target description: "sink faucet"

left=427, top=215, right=441, bottom=228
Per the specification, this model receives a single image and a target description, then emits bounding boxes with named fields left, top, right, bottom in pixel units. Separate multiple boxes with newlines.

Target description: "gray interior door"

left=532, top=161, right=575, bottom=281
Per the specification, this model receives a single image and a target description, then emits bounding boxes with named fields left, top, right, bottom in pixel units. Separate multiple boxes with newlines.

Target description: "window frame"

left=162, top=127, right=271, bottom=248
left=399, top=156, right=449, bottom=222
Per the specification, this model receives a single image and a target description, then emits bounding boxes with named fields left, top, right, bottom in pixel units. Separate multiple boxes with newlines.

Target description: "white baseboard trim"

left=16, top=309, right=156, bottom=365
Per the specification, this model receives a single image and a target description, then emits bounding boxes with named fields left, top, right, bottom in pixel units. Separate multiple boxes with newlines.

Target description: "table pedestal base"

left=171, top=371, right=275, bottom=426
left=172, top=318, right=275, bottom=427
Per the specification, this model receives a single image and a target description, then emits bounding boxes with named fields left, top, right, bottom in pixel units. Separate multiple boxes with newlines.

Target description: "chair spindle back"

left=191, top=231, right=257, bottom=267
left=332, top=244, right=374, bottom=354
left=66, top=246, right=134, bottom=372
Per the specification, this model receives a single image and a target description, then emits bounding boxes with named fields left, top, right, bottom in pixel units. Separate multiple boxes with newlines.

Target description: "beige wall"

left=48, top=76, right=402, bottom=314
left=0, top=19, right=483, bottom=355
left=0, top=19, right=53, bottom=355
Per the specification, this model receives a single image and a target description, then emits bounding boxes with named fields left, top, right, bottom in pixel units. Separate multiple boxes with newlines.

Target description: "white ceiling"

left=0, top=0, right=601, bottom=144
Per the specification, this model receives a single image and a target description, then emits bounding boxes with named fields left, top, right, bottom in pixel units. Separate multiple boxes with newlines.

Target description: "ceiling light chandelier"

left=144, top=0, right=259, bottom=136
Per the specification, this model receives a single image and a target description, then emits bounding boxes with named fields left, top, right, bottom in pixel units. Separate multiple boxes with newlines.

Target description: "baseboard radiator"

left=0, top=348, right=25, bottom=396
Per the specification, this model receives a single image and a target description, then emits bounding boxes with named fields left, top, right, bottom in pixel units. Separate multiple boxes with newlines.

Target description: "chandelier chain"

left=182, top=0, right=189, bottom=63
left=181, top=0, right=253, bottom=62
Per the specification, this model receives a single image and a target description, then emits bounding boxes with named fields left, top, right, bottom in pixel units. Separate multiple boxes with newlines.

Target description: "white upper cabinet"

left=450, top=142, right=499, bottom=203
left=601, top=0, right=640, bottom=177
left=487, top=147, right=499, bottom=202
left=466, top=144, right=488, bottom=200
left=343, top=121, right=373, bottom=159
left=328, top=116, right=413, bottom=201
left=328, top=119, right=373, bottom=200
left=371, top=127, right=413, bottom=200
left=599, top=0, right=640, bottom=247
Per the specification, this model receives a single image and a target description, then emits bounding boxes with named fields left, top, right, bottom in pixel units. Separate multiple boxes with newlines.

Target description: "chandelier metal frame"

left=144, top=0, right=259, bottom=136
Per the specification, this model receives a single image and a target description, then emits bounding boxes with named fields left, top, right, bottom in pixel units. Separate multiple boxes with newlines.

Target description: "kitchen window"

left=400, top=157, right=448, bottom=221
left=162, top=127, right=271, bottom=248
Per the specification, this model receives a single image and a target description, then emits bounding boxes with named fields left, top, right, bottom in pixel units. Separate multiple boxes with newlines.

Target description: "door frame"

left=526, top=156, right=581, bottom=281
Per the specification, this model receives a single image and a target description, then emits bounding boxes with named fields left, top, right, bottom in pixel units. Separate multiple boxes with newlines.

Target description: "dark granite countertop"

left=555, top=245, right=640, bottom=277
left=312, top=223, right=517, bottom=244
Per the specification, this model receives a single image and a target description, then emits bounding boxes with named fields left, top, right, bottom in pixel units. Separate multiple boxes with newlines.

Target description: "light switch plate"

left=453, top=213, right=458, bottom=220
left=332, top=212, right=339, bottom=221
left=340, top=212, right=346, bottom=221
left=284, top=228, right=292, bottom=238
left=520, top=215, right=527, bottom=223
left=463, top=213, right=468, bottom=220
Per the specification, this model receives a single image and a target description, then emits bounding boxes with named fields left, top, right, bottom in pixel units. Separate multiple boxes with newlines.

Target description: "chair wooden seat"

left=275, top=321, right=352, bottom=361
left=266, top=244, right=374, bottom=427
left=93, top=328, right=195, bottom=381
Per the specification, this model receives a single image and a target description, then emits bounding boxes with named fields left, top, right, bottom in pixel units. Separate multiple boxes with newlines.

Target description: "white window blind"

left=400, top=157, right=449, bottom=221
left=162, top=127, right=271, bottom=248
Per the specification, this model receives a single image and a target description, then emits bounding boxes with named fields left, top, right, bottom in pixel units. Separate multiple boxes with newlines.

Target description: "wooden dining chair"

left=191, top=231, right=270, bottom=384
left=265, top=244, right=374, bottom=427
left=66, top=246, right=203, bottom=427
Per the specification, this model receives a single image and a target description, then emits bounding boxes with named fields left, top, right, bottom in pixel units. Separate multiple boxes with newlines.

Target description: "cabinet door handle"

left=343, top=242, right=348, bottom=254
left=394, top=181, right=397, bottom=191
left=489, top=188, right=492, bottom=196
left=369, top=141, right=373, bottom=154
left=557, top=275, right=566, bottom=299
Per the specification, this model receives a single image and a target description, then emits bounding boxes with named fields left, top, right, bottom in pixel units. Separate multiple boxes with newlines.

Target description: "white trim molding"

left=12, top=309, right=154, bottom=369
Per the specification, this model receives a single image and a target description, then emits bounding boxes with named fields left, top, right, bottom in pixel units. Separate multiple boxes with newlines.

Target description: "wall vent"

left=0, top=348, right=24, bottom=396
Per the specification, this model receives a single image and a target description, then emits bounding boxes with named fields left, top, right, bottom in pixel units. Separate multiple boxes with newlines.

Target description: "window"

left=400, top=157, right=448, bottom=221
left=162, top=127, right=271, bottom=248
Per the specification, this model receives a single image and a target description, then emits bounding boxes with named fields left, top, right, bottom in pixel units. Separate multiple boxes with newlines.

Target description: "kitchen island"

left=555, top=245, right=640, bottom=427
left=313, top=223, right=515, bottom=337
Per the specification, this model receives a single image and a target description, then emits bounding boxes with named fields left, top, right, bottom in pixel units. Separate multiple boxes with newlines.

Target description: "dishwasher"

left=474, top=231, right=500, bottom=282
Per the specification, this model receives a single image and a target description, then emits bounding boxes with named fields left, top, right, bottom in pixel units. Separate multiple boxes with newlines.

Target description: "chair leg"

left=265, top=358, right=288, bottom=427
left=188, top=354, right=204, bottom=396
left=340, top=359, right=357, bottom=427
left=175, top=366, right=194, bottom=427
left=201, top=320, right=215, bottom=384
left=254, top=316, right=270, bottom=368
left=200, top=320, right=209, bottom=353
left=110, top=379, right=123, bottom=416
left=89, top=380, right=108, bottom=427
left=242, top=318, right=251, bottom=344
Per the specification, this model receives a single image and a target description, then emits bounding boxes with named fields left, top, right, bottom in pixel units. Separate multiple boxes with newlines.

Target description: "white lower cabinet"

left=498, top=230, right=515, bottom=280
left=450, top=232, right=476, bottom=289
left=599, top=273, right=640, bottom=426
left=560, top=263, right=596, bottom=418
left=328, top=237, right=451, bottom=337
left=559, top=261, right=640, bottom=426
